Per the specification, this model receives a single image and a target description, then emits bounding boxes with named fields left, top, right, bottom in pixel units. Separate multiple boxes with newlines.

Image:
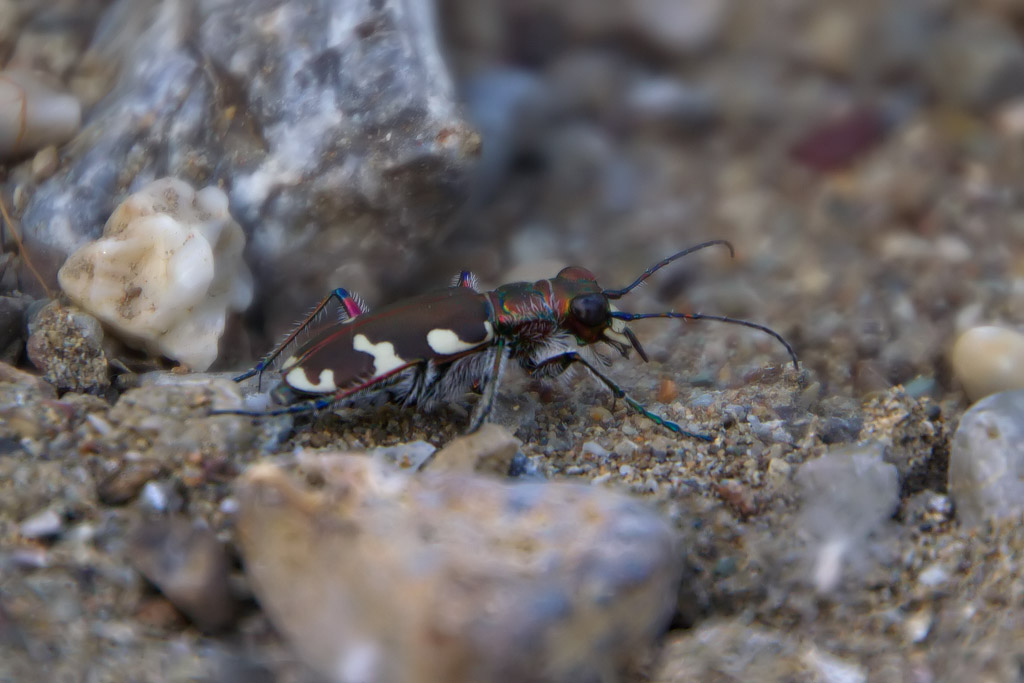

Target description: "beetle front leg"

left=466, top=339, right=507, bottom=433
left=234, top=287, right=368, bottom=388
left=524, top=352, right=713, bottom=441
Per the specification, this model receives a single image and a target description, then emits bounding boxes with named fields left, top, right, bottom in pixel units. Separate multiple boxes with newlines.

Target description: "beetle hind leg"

left=234, top=287, right=368, bottom=389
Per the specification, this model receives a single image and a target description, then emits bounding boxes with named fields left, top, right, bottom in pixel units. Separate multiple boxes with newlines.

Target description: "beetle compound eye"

left=570, top=294, right=609, bottom=328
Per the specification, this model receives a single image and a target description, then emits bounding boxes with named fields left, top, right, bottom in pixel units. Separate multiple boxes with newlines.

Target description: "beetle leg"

left=467, top=338, right=507, bottom=433
left=452, top=270, right=480, bottom=290
left=234, top=288, right=367, bottom=389
left=213, top=362, right=418, bottom=418
left=523, top=351, right=713, bottom=441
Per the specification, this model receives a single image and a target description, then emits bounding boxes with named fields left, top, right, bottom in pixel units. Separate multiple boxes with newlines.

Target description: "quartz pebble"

left=235, top=456, right=680, bottom=683
left=796, top=444, right=900, bottom=593
left=58, top=178, right=253, bottom=371
left=950, top=325, right=1024, bottom=401
left=949, top=389, right=1024, bottom=526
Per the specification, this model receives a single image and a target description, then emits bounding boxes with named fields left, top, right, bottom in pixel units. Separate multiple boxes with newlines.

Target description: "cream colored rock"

left=0, top=69, right=80, bottom=159
left=58, top=178, right=253, bottom=371
left=951, top=326, right=1024, bottom=402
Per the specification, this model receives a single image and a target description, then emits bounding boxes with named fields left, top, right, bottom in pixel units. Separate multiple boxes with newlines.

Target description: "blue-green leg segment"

left=524, top=351, right=713, bottom=441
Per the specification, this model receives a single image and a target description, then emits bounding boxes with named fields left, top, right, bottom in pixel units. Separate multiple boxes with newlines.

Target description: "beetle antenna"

left=610, top=311, right=799, bottom=370
left=603, top=240, right=734, bottom=299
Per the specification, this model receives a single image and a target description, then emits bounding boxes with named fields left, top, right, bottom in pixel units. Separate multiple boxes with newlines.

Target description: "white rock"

left=58, top=178, right=253, bottom=371
left=951, top=325, right=1024, bottom=402
left=0, top=69, right=81, bottom=159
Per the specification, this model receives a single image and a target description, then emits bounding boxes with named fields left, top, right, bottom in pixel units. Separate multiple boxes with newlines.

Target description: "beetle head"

left=555, top=266, right=650, bottom=361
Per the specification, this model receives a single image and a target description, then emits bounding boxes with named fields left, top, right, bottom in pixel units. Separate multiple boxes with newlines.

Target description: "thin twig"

left=0, top=191, right=52, bottom=298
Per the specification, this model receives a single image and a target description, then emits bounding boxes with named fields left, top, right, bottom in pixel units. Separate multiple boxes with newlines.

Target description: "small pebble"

left=917, top=563, right=950, bottom=588
left=582, top=440, right=611, bottom=458
left=97, top=459, right=166, bottom=505
left=950, top=325, right=1024, bottom=401
left=368, top=440, right=436, bottom=471
left=949, top=389, right=1024, bottom=526
left=129, top=517, right=236, bottom=633
left=139, top=480, right=179, bottom=513
left=590, top=405, right=613, bottom=423
left=26, top=301, right=109, bottom=394
left=30, top=144, right=58, bottom=181
left=19, top=507, right=63, bottom=539
left=928, top=13, right=1024, bottom=111
left=723, top=404, right=749, bottom=425
left=655, top=378, right=678, bottom=404
left=765, top=457, right=792, bottom=488
left=427, top=424, right=520, bottom=475
left=10, top=545, right=49, bottom=569
left=613, top=439, right=639, bottom=458
left=801, top=646, right=867, bottom=683
left=902, top=609, right=934, bottom=644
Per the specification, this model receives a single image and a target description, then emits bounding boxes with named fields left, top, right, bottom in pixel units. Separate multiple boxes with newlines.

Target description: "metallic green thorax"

left=486, top=267, right=608, bottom=347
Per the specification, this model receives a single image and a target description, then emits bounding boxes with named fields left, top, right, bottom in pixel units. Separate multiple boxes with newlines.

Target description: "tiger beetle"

left=215, top=240, right=798, bottom=440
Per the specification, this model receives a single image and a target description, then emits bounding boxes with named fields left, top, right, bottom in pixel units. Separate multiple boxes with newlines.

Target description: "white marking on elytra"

left=426, top=321, right=494, bottom=355
left=286, top=367, right=337, bottom=393
left=353, top=334, right=407, bottom=375
left=281, top=355, right=300, bottom=370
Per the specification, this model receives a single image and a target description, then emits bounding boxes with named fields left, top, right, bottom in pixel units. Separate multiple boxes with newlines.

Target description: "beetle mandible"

left=216, top=240, right=798, bottom=440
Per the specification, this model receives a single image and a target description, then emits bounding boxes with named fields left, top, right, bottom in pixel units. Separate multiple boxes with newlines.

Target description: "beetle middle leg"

left=523, top=351, right=713, bottom=441
left=234, top=287, right=368, bottom=388
left=466, top=339, right=507, bottom=433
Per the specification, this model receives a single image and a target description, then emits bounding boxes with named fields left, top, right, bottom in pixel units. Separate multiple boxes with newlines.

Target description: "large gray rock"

left=235, top=455, right=680, bottom=683
left=17, top=0, right=479, bottom=335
